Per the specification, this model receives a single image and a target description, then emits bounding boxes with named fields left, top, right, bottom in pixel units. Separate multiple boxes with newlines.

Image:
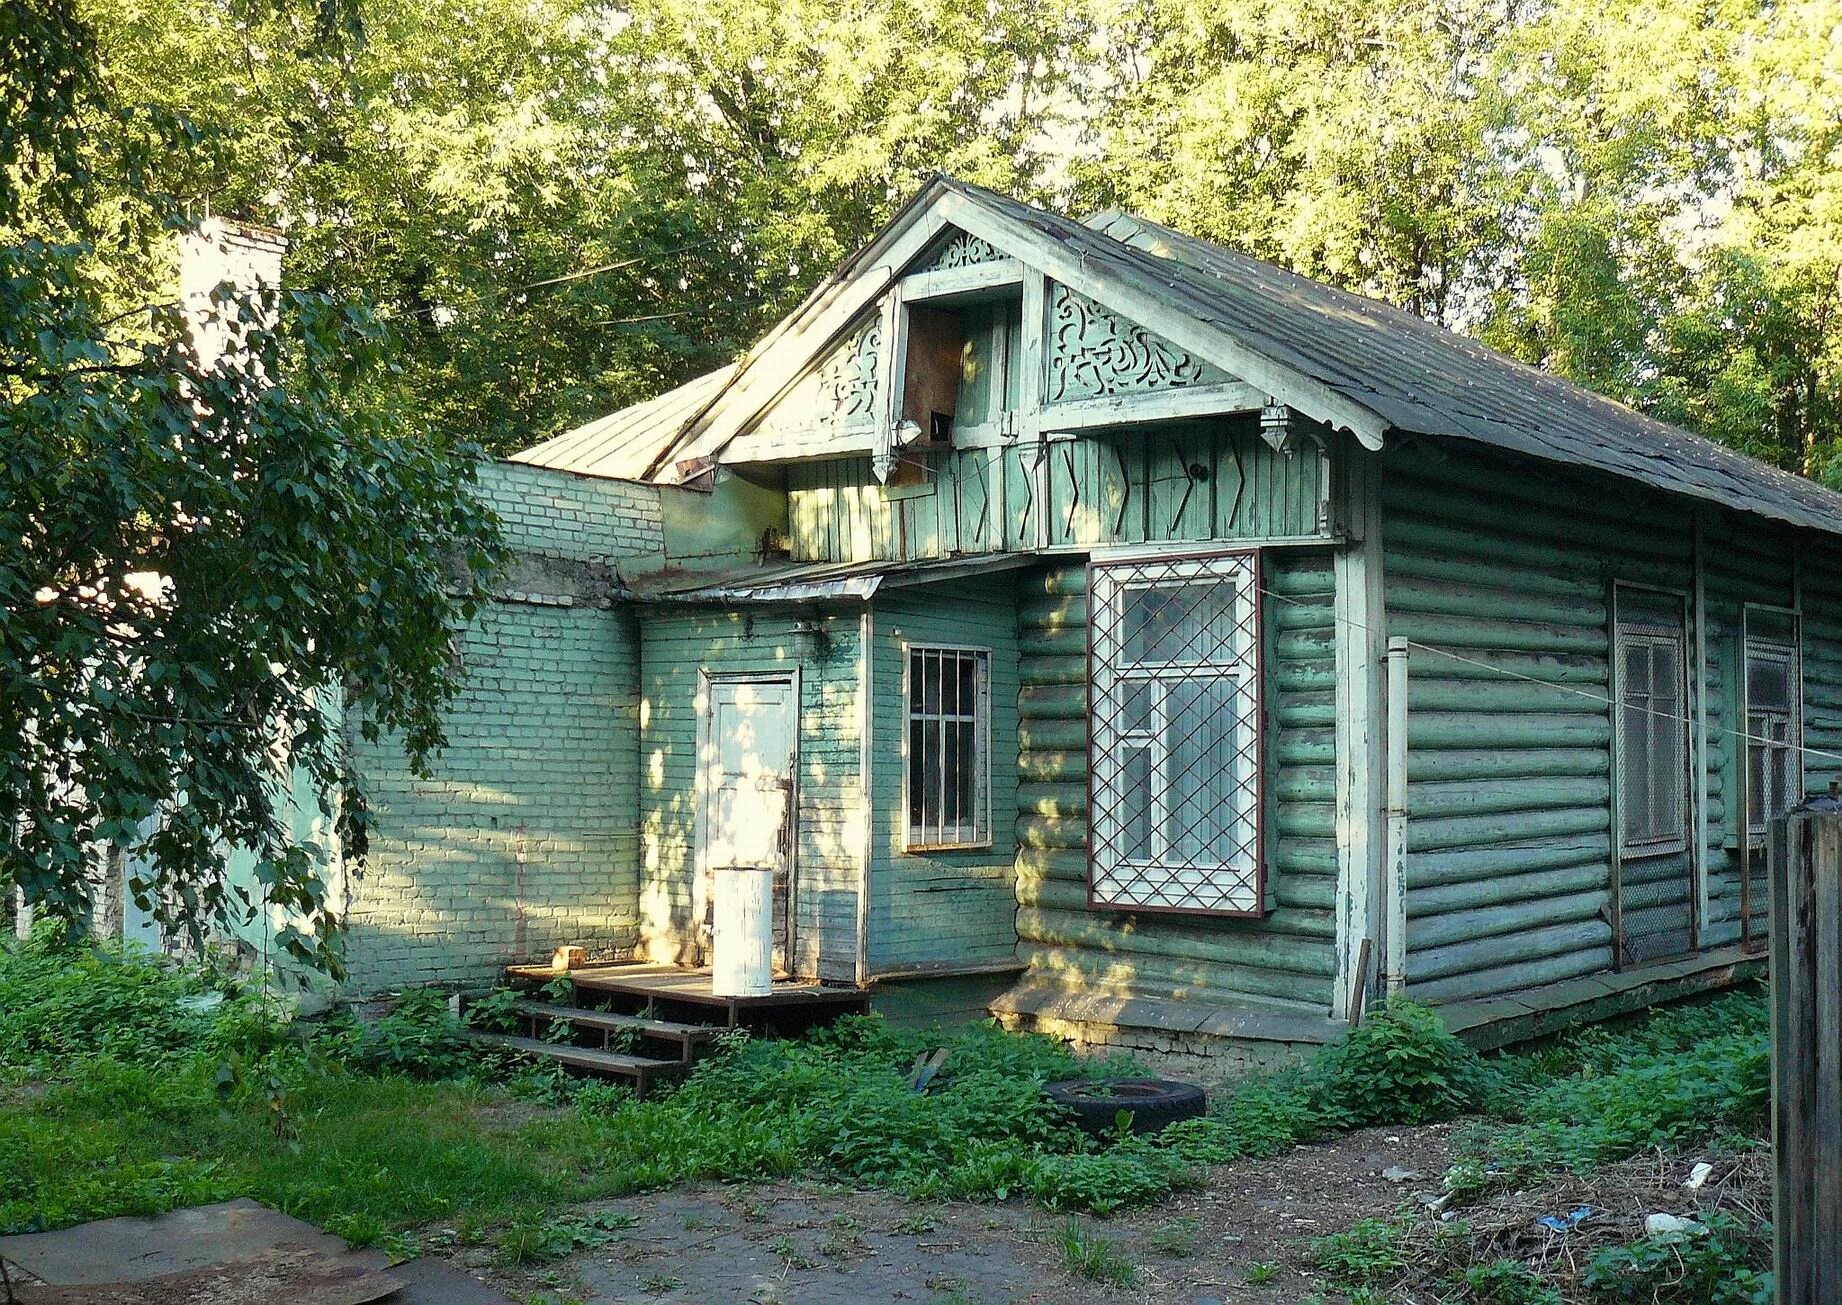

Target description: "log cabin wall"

left=1381, top=439, right=1836, bottom=1008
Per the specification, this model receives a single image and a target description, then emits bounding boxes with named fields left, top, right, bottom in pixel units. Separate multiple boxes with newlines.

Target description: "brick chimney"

left=178, top=216, right=286, bottom=371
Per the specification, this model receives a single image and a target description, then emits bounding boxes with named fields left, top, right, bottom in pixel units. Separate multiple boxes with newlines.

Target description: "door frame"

left=693, top=668, right=801, bottom=974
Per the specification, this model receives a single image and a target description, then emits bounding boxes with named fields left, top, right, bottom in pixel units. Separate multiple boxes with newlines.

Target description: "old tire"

left=1044, top=1078, right=1208, bottom=1136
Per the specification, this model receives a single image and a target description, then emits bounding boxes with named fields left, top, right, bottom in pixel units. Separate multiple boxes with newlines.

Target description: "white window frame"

left=1744, top=634, right=1803, bottom=841
left=1615, top=609, right=1690, bottom=858
left=901, top=644, right=992, bottom=852
left=1088, top=550, right=1264, bottom=916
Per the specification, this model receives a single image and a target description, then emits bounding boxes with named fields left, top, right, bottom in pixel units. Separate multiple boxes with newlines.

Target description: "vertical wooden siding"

left=865, top=580, right=1022, bottom=973
left=786, top=420, right=1327, bottom=563
left=637, top=608, right=864, bottom=982
left=1010, top=555, right=1338, bottom=1009
left=1383, top=442, right=1825, bottom=1004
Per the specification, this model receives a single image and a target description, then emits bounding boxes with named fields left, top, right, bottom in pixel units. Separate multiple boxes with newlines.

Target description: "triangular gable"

left=646, top=177, right=1390, bottom=481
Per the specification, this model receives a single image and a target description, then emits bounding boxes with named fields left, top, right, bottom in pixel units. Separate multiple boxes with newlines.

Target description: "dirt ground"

left=461, top=1124, right=1462, bottom=1304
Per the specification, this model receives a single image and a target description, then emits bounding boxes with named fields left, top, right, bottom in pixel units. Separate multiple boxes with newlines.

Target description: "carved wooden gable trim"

left=924, top=229, right=1006, bottom=270
left=1047, top=283, right=1230, bottom=404
left=745, top=313, right=885, bottom=453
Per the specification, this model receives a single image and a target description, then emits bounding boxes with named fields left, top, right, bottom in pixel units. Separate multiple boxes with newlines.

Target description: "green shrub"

left=1312, top=998, right=1493, bottom=1127
left=1461, top=1259, right=1563, bottom=1305
left=319, top=989, right=471, bottom=1079
left=1310, top=1217, right=1409, bottom=1285
left=1580, top=1212, right=1770, bottom=1303
left=0, top=935, right=273, bottom=1072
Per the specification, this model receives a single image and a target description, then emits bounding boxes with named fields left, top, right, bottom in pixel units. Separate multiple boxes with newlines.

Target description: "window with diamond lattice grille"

left=1088, top=552, right=1263, bottom=915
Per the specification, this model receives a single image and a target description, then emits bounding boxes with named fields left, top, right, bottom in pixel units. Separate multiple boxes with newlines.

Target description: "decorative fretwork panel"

left=815, top=316, right=882, bottom=419
left=1048, top=284, right=1229, bottom=404
left=1089, top=553, right=1264, bottom=915
left=926, top=230, right=1006, bottom=270
left=752, top=314, right=882, bottom=447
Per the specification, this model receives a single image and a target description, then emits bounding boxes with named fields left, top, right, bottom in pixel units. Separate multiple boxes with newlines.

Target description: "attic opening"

left=901, top=295, right=1024, bottom=446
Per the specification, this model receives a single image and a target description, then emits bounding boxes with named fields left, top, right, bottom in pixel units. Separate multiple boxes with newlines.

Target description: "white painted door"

left=699, top=677, right=797, bottom=972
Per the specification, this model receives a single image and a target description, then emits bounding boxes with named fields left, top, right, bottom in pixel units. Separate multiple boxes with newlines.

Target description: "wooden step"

left=503, top=999, right=722, bottom=1060
left=464, top=1031, right=682, bottom=1098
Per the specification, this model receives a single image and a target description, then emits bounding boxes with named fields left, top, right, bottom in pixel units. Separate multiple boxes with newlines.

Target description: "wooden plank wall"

left=865, top=581, right=1022, bottom=973
left=785, top=419, right=1326, bottom=563
left=1382, top=441, right=1822, bottom=1005
left=1009, top=555, right=1339, bottom=1010
left=636, top=608, right=864, bottom=983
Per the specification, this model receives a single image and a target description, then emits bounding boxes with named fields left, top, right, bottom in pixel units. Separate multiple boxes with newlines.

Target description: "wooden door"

left=698, top=677, right=797, bottom=973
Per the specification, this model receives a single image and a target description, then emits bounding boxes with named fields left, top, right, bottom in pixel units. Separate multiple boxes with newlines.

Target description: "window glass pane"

left=1120, top=745, right=1154, bottom=860
left=1623, top=699, right=1652, bottom=839
left=1122, top=580, right=1243, bottom=665
left=1749, top=650, right=1792, bottom=709
left=941, top=720, right=963, bottom=826
left=907, top=720, right=926, bottom=829
left=1748, top=720, right=1767, bottom=829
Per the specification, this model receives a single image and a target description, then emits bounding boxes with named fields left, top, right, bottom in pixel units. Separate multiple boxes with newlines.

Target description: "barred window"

left=1089, top=552, right=1263, bottom=915
left=1746, top=639, right=1801, bottom=837
left=905, top=646, right=990, bottom=850
left=1617, top=613, right=1688, bottom=854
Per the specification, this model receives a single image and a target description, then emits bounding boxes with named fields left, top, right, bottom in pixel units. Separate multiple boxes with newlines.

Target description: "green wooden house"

left=337, top=176, right=1842, bottom=1068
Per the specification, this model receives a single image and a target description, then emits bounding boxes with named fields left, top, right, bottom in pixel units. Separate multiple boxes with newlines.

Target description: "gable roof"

left=511, top=176, right=1842, bottom=537
left=1073, top=202, right=1842, bottom=538
left=509, top=364, right=735, bottom=481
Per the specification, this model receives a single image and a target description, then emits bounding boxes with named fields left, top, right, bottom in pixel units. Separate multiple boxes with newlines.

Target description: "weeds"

left=1310, top=1217, right=1408, bottom=1286
left=1054, top=1219, right=1139, bottom=1287
left=1147, top=1214, right=1199, bottom=1257
left=1580, top=1212, right=1770, bottom=1303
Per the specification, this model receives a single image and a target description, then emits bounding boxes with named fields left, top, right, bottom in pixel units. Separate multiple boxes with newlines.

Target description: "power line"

left=402, top=234, right=738, bottom=320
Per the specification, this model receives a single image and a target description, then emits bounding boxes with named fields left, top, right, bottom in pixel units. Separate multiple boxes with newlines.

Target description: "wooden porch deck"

left=503, top=961, right=869, bottom=1033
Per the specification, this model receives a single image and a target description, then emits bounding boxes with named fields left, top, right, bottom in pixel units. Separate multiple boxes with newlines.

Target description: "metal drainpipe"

left=1385, top=637, right=1411, bottom=996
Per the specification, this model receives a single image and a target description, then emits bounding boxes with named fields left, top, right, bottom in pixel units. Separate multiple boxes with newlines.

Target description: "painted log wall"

left=637, top=608, right=865, bottom=982
left=785, top=419, right=1327, bottom=563
left=866, top=580, right=1022, bottom=973
left=1802, top=539, right=1842, bottom=801
left=1010, top=554, right=1338, bottom=1011
left=1382, top=442, right=1826, bottom=1004
left=1699, top=516, right=1796, bottom=949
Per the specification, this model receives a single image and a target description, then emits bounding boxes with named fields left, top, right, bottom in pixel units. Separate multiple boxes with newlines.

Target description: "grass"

left=1054, top=1218, right=1139, bottom=1287
left=0, top=927, right=1778, bottom=1303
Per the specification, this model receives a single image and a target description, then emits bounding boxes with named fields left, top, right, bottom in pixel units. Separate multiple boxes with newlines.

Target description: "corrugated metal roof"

left=509, top=364, right=736, bottom=481
left=940, top=179, right=1842, bottom=535
left=633, top=552, right=1039, bottom=604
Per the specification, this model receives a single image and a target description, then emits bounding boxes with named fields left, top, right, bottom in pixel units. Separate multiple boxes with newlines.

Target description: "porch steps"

left=462, top=1031, right=684, bottom=1099
left=500, top=998, right=724, bottom=1061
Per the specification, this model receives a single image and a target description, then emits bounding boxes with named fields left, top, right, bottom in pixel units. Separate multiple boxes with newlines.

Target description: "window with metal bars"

left=904, top=646, right=991, bottom=850
left=1617, top=615, right=1689, bottom=855
left=1746, top=639, right=1801, bottom=838
left=1088, top=552, right=1263, bottom=915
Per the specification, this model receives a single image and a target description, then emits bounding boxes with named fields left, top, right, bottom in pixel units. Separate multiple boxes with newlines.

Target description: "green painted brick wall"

left=339, top=461, right=662, bottom=993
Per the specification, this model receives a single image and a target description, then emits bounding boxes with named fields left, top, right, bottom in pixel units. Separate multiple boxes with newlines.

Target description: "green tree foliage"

left=1, top=0, right=500, bottom=966
left=82, top=0, right=1091, bottom=453
left=1082, top=0, right=1842, bottom=479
